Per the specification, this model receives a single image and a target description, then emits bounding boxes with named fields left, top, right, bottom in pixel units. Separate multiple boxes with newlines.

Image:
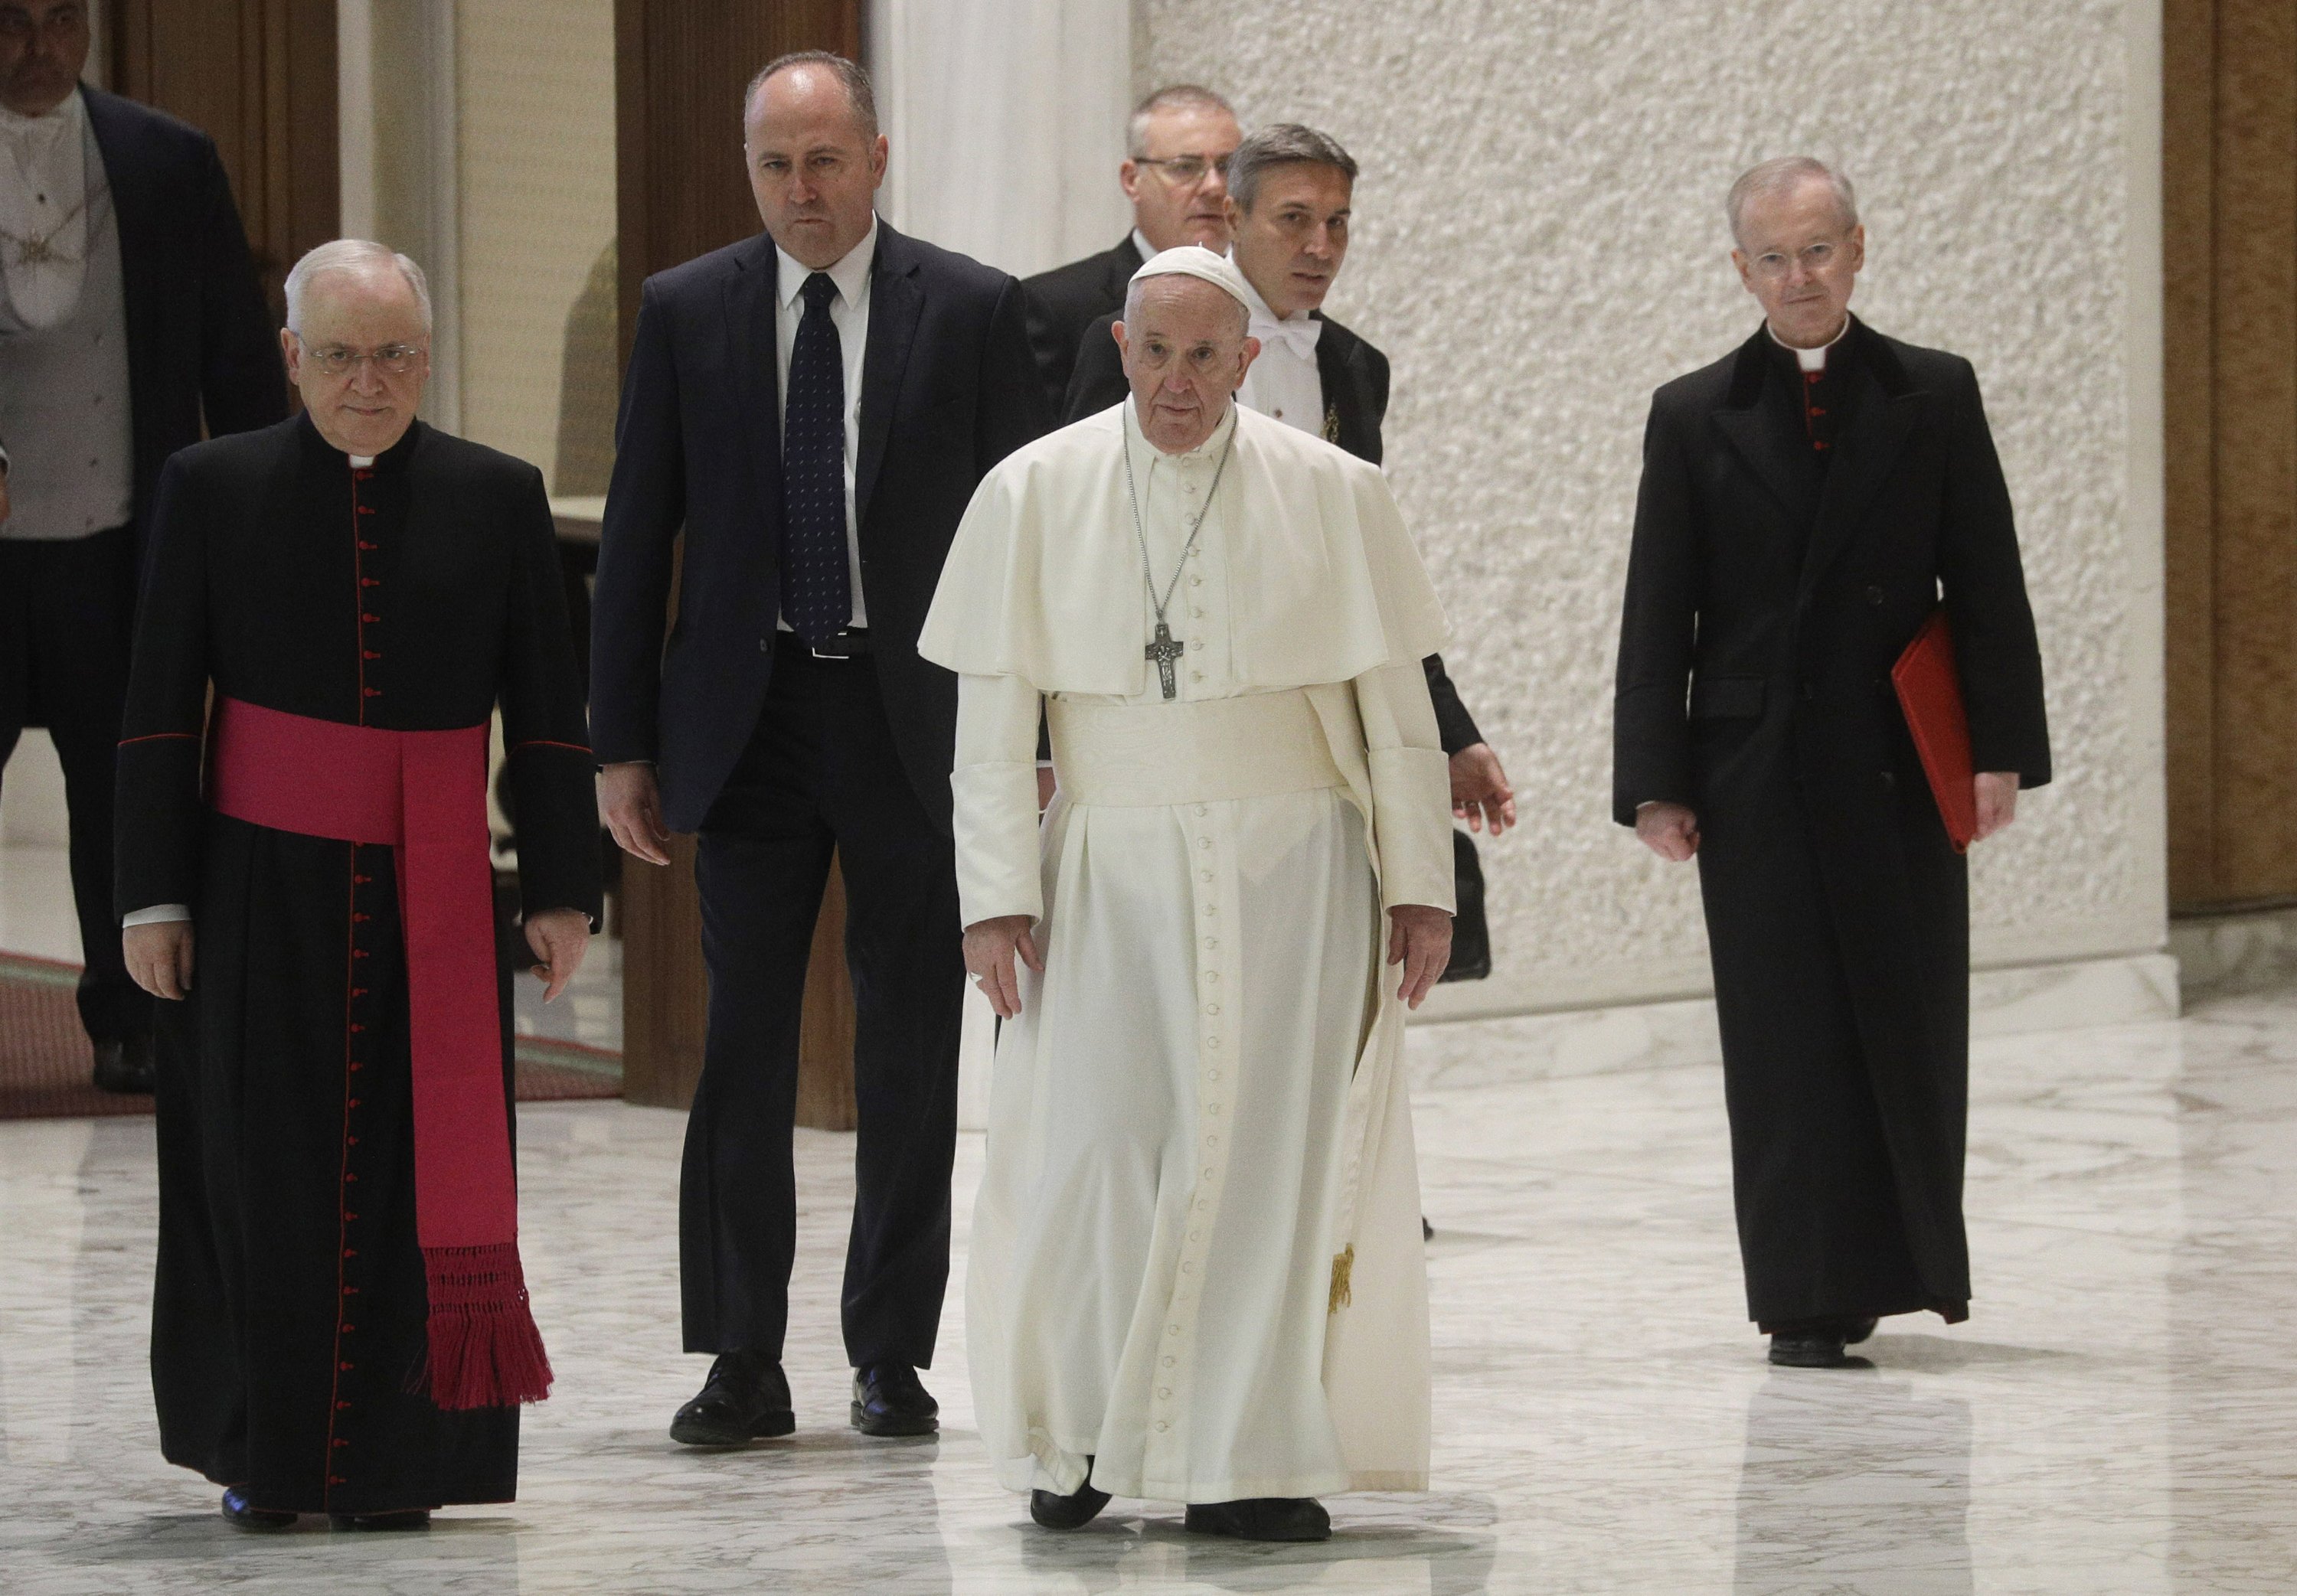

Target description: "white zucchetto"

left=1127, top=245, right=1254, bottom=313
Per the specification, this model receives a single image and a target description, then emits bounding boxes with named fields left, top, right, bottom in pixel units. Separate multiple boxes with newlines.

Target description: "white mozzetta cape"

left=920, top=401, right=1447, bottom=694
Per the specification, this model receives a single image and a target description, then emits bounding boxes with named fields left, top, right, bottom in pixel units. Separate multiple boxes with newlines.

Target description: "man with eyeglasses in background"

left=0, top=0, right=283, bottom=1095
left=1019, top=83, right=1240, bottom=416
left=1613, top=157, right=2050, bottom=1370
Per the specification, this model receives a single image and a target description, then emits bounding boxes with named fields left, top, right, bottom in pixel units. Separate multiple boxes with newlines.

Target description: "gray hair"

left=747, top=51, right=877, bottom=139
left=1126, top=83, right=1235, bottom=158
left=1121, top=272, right=1250, bottom=342
left=283, top=240, right=432, bottom=335
left=1727, top=156, right=1860, bottom=246
left=1227, top=123, right=1358, bottom=213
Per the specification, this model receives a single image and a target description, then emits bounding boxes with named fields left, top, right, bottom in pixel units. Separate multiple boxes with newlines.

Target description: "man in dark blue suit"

left=592, top=51, right=1048, bottom=1445
left=0, top=0, right=284, bottom=1093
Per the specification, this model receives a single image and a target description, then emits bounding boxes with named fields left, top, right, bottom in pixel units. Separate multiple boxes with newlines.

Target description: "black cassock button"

left=1866, top=586, right=1884, bottom=605
left=1880, top=771, right=1897, bottom=791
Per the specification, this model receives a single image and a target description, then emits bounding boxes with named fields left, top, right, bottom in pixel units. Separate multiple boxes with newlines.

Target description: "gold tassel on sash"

left=1328, top=1244, right=1355, bottom=1314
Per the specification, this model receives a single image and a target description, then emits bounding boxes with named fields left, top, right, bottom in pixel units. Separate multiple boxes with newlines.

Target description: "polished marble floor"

left=3, top=985, right=2294, bottom=1594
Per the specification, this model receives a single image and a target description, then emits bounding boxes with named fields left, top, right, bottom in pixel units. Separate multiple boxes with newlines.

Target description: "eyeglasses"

left=1746, top=240, right=1844, bottom=280
left=1134, top=152, right=1232, bottom=185
left=300, top=341, right=426, bottom=377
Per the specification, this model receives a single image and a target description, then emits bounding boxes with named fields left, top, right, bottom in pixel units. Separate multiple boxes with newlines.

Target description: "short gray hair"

left=1126, top=83, right=1235, bottom=158
left=747, top=51, right=877, bottom=139
left=1727, top=156, right=1860, bottom=246
left=1227, top=123, right=1357, bottom=213
left=1121, top=271, right=1250, bottom=342
left=283, top=240, right=432, bottom=335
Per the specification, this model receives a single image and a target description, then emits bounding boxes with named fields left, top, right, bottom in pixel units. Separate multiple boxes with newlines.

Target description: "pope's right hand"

left=963, top=913, right=1043, bottom=1020
left=600, top=762, right=671, bottom=866
left=126, top=922, right=196, bottom=1000
left=1635, top=800, right=1700, bottom=861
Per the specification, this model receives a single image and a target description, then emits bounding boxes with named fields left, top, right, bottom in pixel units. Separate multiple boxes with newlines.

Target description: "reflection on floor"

left=3, top=986, right=2294, bottom=1593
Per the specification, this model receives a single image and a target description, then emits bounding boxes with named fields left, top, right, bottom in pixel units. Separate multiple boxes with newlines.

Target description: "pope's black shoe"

left=92, top=1034, right=155, bottom=1095
left=1184, top=1497, right=1331, bottom=1542
left=1842, top=1316, right=1880, bottom=1346
left=1029, top=1457, right=1111, bottom=1530
left=328, top=1509, right=430, bottom=1531
left=851, top=1362, right=938, bottom=1437
left=670, top=1350, right=796, bottom=1445
left=220, top=1487, right=296, bottom=1531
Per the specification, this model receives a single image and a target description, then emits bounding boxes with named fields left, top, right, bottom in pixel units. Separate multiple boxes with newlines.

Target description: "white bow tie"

left=1250, top=315, right=1322, bottom=361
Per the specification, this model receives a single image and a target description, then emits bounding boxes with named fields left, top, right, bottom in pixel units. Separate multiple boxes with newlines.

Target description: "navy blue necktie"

left=779, top=271, right=852, bottom=644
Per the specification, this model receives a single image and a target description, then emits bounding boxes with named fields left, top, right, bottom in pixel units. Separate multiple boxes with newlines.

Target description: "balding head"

left=743, top=53, right=887, bottom=269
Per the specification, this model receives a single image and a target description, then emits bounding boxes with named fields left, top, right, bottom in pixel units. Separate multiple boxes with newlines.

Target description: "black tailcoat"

left=1019, top=233, right=1144, bottom=415
left=1612, top=320, right=2050, bottom=1327
left=1064, top=304, right=1485, bottom=755
left=116, top=415, right=602, bottom=1513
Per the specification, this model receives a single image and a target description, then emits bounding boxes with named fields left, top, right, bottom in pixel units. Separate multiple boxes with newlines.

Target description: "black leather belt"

left=780, top=627, right=871, bottom=659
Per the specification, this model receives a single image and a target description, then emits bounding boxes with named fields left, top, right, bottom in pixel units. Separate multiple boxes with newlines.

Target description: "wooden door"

left=106, top=0, right=338, bottom=321
left=2165, top=0, right=2297, bottom=909
left=613, top=0, right=864, bottom=1121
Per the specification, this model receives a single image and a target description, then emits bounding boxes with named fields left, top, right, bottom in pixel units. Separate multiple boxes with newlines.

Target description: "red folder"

left=1892, top=611, right=1976, bottom=853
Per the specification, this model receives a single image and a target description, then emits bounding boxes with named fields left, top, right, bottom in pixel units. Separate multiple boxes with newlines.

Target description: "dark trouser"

left=0, top=527, right=151, bottom=1046
left=679, top=640, right=965, bottom=1369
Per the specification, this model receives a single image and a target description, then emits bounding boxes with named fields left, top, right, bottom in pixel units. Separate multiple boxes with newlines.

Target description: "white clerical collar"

left=1124, top=390, right=1239, bottom=463
left=1129, top=227, right=1155, bottom=266
left=0, top=85, right=85, bottom=160
left=1769, top=315, right=1851, bottom=373
left=350, top=455, right=375, bottom=468
left=776, top=216, right=877, bottom=311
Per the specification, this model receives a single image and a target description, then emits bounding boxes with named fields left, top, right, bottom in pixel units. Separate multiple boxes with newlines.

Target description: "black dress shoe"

left=92, top=1034, right=155, bottom=1095
left=1842, top=1316, right=1879, bottom=1346
left=1029, top=1457, right=1111, bottom=1529
left=1184, top=1497, right=1331, bottom=1542
left=670, top=1350, right=796, bottom=1446
left=1769, top=1330, right=1861, bottom=1368
left=851, top=1362, right=938, bottom=1437
left=328, top=1509, right=430, bottom=1531
left=220, top=1487, right=296, bottom=1530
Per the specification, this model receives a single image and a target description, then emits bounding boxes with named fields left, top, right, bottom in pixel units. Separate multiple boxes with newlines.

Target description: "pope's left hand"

left=1449, top=743, right=1516, bottom=836
left=525, top=908, right=591, bottom=1003
left=1387, top=904, right=1452, bottom=1010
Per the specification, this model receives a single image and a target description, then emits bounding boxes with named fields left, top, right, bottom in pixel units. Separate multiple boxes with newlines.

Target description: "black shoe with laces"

left=669, top=1350, right=796, bottom=1445
left=850, top=1362, right=938, bottom=1437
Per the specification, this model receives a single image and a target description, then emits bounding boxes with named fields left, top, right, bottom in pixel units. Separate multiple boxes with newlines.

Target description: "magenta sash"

left=209, top=696, right=551, bottom=1408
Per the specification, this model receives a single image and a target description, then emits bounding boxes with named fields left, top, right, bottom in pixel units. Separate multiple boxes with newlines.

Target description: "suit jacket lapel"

left=1797, top=331, right=1920, bottom=601
left=724, top=236, right=783, bottom=529
left=1312, top=321, right=1369, bottom=459
left=80, top=89, right=158, bottom=420
left=855, top=222, right=923, bottom=527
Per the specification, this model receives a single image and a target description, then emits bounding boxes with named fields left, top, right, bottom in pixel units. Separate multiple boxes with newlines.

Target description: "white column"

left=867, top=0, right=1132, bottom=279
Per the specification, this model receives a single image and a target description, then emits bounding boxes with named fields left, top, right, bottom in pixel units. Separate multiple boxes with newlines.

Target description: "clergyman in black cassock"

left=116, top=243, right=600, bottom=1523
left=1612, top=159, right=2050, bottom=1366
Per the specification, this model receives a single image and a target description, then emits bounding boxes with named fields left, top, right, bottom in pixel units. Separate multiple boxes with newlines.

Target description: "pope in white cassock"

left=917, top=247, right=1456, bottom=1544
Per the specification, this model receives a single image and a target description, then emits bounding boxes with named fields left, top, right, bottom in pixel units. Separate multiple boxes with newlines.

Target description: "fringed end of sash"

left=419, top=1243, right=554, bottom=1409
left=1328, top=1244, right=1355, bottom=1314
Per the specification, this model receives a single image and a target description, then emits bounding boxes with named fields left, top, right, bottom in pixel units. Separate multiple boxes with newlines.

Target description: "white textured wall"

left=1142, top=0, right=2165, bottom=1017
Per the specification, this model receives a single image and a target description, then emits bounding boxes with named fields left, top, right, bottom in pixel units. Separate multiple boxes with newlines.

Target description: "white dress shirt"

left=773, top=218, right=875, bottom=631
left=0, top=90, right=95, bottom=330
left=1230, top=265, right=1325, bottom=438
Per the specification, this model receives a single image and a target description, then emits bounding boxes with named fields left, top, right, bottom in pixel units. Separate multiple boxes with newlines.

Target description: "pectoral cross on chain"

left=1146, top=621, right=1186, bottom=700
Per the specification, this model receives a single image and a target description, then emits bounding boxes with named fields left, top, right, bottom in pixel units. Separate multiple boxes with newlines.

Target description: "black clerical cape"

left=116, top=413, right=602, bottom=1513
left=1613, top=320, right=2050, bottom=1329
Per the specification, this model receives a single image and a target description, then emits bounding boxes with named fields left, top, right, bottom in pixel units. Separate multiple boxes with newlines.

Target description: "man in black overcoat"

left=0, top=2, right=284, bottom=1093
left=1612, top=158, right=2051, bottom=1369
left=117, top=242, right=600, bottom=1527
left=1065, top=123, right=1516, bottom=847
left=1018, top=83, right=1240, bottom=414
left=591, top=53, right=1048, bottom=1446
